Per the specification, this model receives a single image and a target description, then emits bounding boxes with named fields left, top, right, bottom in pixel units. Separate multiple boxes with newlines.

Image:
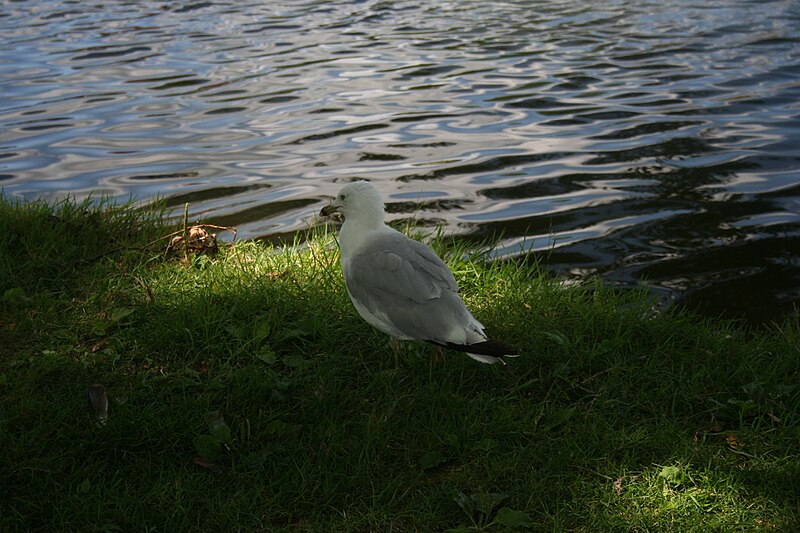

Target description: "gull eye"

left=338, top=194, right=346, bottom=200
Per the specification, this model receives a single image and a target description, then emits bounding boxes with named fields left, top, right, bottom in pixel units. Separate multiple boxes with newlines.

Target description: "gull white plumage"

left=320, top=181, right=518, bottom=364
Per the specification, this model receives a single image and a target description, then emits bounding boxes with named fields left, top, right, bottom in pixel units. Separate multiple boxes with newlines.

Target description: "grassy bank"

left=1, top=197, right=799, bottom=532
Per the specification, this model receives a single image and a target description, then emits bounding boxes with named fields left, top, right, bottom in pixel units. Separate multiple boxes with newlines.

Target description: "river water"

left=2, top=0, right=799, bottom=323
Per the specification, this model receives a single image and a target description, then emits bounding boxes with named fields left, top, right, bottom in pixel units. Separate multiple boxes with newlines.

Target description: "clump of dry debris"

left=168, top=225, right=220, bottom=255
left=158, top=204, right=236, bottom=261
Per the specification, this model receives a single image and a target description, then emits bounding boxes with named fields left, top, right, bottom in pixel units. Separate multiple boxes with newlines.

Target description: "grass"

left=1, top=196, right=799, bottom=532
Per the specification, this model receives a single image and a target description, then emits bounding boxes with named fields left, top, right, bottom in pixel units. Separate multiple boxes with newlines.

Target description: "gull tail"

left=433, top=339, right=519, bottom=365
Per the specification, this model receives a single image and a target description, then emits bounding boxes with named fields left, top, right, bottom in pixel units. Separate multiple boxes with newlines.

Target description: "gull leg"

left=391, top=338, right=401, bottom=368
left=432, top=346, right=445, bottom=366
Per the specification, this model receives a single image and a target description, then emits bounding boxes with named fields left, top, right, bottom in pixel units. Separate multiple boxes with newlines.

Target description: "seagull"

left=320, top=181, right=518, bottom=365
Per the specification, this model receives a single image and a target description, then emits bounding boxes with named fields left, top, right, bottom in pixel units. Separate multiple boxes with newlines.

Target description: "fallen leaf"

left=192, top=457, right=224, bottom=473
left=90, top=338, right=108, bottom=353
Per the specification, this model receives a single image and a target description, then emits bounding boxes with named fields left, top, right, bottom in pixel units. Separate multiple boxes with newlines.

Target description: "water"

left=2, top=0, right=799, bottom=324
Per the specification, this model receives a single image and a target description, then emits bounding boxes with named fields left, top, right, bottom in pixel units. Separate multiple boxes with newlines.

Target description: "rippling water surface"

left=2, top=0, right=799, bottom=322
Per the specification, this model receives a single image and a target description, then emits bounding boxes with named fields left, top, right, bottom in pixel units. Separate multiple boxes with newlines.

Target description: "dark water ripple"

left=1, top=0, right=799, bottom=323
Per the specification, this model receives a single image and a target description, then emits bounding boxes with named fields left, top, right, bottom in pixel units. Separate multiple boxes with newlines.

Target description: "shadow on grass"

left=1, top=197, right=798, bottom=531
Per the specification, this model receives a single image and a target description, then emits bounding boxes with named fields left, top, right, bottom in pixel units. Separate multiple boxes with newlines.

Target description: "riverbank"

left=1, top=198, right=798, bottom=531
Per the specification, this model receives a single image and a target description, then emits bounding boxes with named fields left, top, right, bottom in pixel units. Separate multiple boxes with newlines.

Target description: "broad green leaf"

left=278, top=328, right=308, bottom=342
left=419, top=450, right=446, bottom=471
left=253, top=320, right=271, bottom=340
left=206, top=411, right=233, bottom=446
left=109, top=307, right=135, bottom=323
left=3, top=287, right=30, bottom=305
left=282, top=353, right=306, bottom=368
left=542, top=330, right=568, bottom=346
left=256, top=349, right=276, bottom=365
left=224, top=323, right=244, bottom=340
left=495, top=507, right=534, bottom=529
left=452, top=490, right=473, bottom=516
left=91, top=320, right=110, bottom=336
left=659, top=465, right=682, bottom=485
left=78, top=478, right=91, bottom=494
left=264, top=419, right=289, bottom=435
left=471, top=438, right=499, bottom=452
left=193, top=434, right=221, bottom=460
left=471, top=492, right=508, bottom=515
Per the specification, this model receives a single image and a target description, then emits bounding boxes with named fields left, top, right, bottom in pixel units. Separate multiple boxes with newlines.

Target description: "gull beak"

left=320, top=203, right=340, bottom=217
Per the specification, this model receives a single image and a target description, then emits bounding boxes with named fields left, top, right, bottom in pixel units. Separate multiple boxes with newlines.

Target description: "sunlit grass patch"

left=593, top=457, right=792, bottom=531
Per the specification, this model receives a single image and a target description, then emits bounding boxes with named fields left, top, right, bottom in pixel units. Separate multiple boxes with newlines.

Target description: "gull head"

left=320, top=181, right=385, bottom=226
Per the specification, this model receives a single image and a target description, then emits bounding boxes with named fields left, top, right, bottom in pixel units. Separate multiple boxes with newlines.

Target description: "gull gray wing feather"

left=343, top=231, right=472, bottom=342
left=346, top=231, right=458, bottom=302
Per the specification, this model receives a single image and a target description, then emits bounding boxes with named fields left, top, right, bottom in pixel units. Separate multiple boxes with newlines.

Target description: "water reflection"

left=1, top=0, right=799, bottom=323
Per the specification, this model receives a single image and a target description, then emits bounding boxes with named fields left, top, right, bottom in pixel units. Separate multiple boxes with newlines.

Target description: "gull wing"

left=343, top=230, right=475, bottom=343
